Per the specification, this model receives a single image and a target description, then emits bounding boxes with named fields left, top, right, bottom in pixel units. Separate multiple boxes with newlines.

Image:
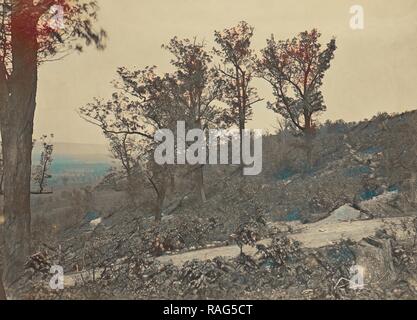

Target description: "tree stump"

left=352, top=237, right=396, bottom=287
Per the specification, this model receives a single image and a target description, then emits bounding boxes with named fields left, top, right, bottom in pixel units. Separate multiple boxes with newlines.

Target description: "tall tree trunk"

left=147, top=170, right=166, bottom=223
left=0, top=170, right=3, bottom=194
left=0, top=210, right=5, bottom=299
left=303, top=114, right=314, bottom=169
left=168, top=169, right=175, bottom=196
left=239, top=71, right=247, bottom=176
left=0, top=10, right=38, bottom=288
left=1, top=124, right=34, bottom=287
left=155, top=188, right=165, bottom=223
left=305, top=135, right=313, bottom=169
left=0, top=272, right=6, bottom=300
left=235, top=67, right=245, bottom=176
left=409, top=172, right=417, bottom=204
left=125, top=171, right=137, bottom=207
left=196, top=165, right=206, bottom=202
left=154, top=176, right=166, bottom=223
left=192, top=119, right=206, bottom=202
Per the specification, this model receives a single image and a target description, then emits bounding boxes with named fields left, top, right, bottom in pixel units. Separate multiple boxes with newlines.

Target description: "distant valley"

left=31, top=142, right=113, bottom=190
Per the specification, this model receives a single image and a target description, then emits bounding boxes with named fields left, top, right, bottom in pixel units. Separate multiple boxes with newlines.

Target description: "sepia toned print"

left=0, top=0, right=417, bottom=302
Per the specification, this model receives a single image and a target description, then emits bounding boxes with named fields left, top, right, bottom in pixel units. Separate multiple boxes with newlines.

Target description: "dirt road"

left=156, top=216, right=414, bottom=266
left=63, top=215, right=415, bottom=286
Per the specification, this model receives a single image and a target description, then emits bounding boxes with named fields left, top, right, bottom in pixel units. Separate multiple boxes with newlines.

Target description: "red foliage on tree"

left=257, top=29, right=336, bottom=136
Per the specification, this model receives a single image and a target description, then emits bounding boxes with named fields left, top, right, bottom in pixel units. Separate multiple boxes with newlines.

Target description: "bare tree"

left=106, top=133, right=140, bottom=196
left=109, top=134, right=137, bottom=180
left=32, top=134, right=53, bottom=194
left=257, top=29, right=336, bottom=164
left=0, top=0, right=105, bottom=289
left=80, top=67, right=180, bottom=221
left=214, top=21, right=262, bottom=171
left=144, top=161, right=170, bottom=222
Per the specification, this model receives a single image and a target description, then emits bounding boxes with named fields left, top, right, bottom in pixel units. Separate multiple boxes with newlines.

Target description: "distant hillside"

left=33, top=142, right=111, bottom=162
left=31, top=142, right=113, bottom=190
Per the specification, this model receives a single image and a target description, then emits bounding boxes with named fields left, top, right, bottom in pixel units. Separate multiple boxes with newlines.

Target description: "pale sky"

left=34, top=0, right=417, bottom=144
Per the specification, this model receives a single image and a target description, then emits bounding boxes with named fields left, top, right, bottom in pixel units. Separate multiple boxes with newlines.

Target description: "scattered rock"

left=318, top=204, right=362, bottom=224
left=90, top=217, right=102, bottom=228
left=352, top=237, right=396, bottom=285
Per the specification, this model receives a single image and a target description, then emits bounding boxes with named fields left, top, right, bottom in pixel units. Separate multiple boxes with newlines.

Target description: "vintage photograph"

left=0, top=0, right=417, bottom=303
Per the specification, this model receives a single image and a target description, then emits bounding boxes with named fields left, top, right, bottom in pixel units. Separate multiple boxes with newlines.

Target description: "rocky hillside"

left=11, top=110, right=417, bottom=299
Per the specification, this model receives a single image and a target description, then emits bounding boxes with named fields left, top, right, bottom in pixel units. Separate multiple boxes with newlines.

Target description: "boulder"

left=318, top=204, right=362, bottom=225
left=352, top=237, right=396, bottom=286
left=90, top=217, right=102, bottom=228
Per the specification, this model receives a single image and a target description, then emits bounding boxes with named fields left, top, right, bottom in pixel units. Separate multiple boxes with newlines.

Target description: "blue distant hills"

left=31, top=142, right=113, bottom=189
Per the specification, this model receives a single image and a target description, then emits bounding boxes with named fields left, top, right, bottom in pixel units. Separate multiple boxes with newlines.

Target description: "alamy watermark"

left=49, top=264, right=64, bottom=290
left=154, top=121, right=263, bottom=175
left=48, top=5, right=65, bottom=31
left=349, top=265, right=365, bottom=290
left=349, top=5, right=364, bottom=30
